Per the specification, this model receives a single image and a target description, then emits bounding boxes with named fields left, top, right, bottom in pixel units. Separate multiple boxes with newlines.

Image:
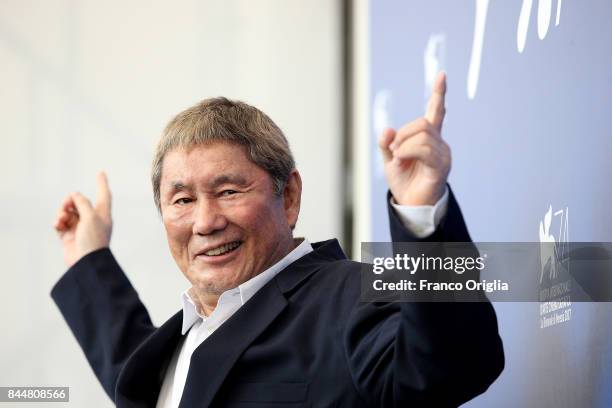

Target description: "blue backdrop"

left=368, top=1, right=612, bottom=406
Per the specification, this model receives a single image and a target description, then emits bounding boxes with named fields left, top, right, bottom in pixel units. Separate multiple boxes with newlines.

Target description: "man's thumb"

left=378, top=128, right=396, bottom=164
left=71, top=192, right=94, bottom=218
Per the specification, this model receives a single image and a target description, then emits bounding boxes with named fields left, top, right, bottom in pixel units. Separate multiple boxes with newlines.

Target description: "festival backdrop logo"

left=538, top=204, right=572, bottom=328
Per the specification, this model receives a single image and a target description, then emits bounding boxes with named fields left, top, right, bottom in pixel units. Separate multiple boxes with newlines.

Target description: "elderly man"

left=52, top=73, right=503, bottom=407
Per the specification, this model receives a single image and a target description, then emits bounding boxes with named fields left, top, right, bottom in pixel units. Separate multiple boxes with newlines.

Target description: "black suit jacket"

left=51, top=188, right=504, bottom=407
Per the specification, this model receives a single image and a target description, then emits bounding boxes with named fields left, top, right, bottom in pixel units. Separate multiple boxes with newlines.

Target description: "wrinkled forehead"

left=159, top=142, right=268, bottom=192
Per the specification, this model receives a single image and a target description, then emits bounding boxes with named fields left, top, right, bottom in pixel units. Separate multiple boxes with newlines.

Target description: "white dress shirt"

left=156, top=187, right=449, bottom=407
left=156, top=239, right=314, bottom=408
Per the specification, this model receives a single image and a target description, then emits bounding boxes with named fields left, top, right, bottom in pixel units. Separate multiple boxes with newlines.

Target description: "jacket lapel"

left=178, top=239, right=347, bottom=407
left=178, top=281, right=287, bottom=407
left=115, top=310, right=183, bottom=407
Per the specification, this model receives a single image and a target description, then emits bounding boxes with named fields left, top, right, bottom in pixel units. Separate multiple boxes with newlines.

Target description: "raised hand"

left=53, top=171, right=113, bottom=267
left=378, top=71, right=451, bottom=206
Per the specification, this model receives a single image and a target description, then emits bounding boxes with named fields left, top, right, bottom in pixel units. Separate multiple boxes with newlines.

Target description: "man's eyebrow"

left=208, top=174, right=249, bottom=188
left=167, top=175, right=249, bottom=194
left=168, top=181, right=192, bottom=194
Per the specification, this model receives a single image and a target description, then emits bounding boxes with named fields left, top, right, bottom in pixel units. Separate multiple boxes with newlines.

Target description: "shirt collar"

left=180, top=238, right=313, bottom=334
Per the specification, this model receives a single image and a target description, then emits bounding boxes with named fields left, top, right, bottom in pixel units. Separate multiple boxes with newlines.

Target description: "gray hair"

left=151, top=97, right=295, bottom=212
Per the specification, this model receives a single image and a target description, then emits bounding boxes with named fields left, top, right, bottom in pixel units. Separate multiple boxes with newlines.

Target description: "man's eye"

left=174, top=197, right=193, bottom=205
left=220, top=190, right=238, bottom=196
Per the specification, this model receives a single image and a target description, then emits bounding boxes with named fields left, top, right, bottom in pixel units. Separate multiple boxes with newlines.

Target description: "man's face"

left=159, top=142, right=300, bottom=295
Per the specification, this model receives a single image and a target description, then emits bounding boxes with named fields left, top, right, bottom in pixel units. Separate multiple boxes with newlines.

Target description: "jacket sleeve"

left=344, top=185, right=504, bottom=407
left=51, top=248, right=157, bottom=402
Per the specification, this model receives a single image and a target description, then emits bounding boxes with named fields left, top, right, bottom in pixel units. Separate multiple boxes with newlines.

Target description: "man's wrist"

left=390, top=185, right=449, bottom=238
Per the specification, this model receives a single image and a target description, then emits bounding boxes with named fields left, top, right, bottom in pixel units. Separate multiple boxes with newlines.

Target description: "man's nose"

left=192, top=198, right=228, bottom=235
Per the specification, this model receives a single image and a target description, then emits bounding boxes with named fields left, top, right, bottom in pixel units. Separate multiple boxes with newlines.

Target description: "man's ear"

left=283, top=169, right=302, bottom=229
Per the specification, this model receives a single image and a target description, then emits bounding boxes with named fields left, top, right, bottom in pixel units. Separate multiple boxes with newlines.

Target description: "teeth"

left=203, top=241, right=241, bottom=256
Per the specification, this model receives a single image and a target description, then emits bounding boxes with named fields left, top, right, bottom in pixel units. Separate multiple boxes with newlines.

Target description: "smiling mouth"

left=200, top=241, right=242, bottom=257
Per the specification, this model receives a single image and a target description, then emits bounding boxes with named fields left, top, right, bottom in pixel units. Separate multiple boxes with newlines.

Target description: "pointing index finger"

left=95, top=171, right=112, bottom=218
left=425, top=71, right=447, bottom=131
